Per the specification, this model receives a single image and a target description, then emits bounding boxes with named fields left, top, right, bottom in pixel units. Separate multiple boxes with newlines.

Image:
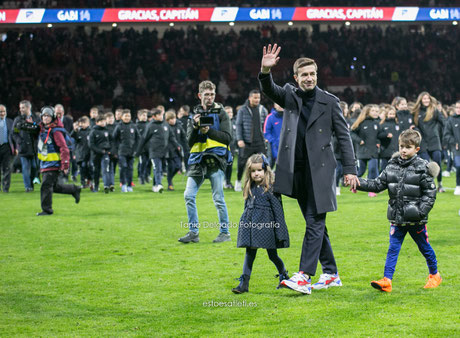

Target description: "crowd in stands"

left=0, top=23, right=458, bottom=120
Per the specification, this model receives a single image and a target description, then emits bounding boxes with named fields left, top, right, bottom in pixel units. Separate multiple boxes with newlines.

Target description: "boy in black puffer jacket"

left=355, top=129, right=442, bottom=292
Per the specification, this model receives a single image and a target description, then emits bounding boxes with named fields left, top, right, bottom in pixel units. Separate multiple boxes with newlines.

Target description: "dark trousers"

left=455, top=155, right=460, bottom=186
left=384, top=224, right=438, bottom=279
left=41, top=170, right=77, bottom=214
left=137, top=153, right=149, bottom=181
left=0, top=144, right=13, bottom=192
left=419, top=150, right=442, bottom=183
left=119, top=155, right=134, bottom=186
left=237, top=143, right=266, bottom=181
left=335, top=159, right=343, bottom=187
left=151, top=157, right=164, bottom=186
left=167, top=156, right=181, bottom=186
left=78, top=160, right=91, bottom=186
left=225, top=160, right=233, bottom=184
left=358, top=158, right=379, bottom=179
left=295, top=164, right=337, bottom=276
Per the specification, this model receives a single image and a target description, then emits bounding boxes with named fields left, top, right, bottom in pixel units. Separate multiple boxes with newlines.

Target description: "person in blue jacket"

left=263, top=103, right=284, bottom=168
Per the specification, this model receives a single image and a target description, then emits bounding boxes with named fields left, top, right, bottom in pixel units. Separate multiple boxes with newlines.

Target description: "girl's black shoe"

left=276, top=271, right=289, bottom=289
left=232, top=274, right=250, bottom=294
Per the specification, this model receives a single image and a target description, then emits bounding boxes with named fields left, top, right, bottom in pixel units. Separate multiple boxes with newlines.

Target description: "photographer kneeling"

left=179, top=80, right=233, bottom=243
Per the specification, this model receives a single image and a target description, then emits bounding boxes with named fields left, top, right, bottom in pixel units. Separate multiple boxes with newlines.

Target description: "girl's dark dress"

left=237, top=185, right=289, bottom=249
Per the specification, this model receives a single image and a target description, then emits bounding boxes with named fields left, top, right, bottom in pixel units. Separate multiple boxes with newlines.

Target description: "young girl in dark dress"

left=232, top=154, right=290, bottom=294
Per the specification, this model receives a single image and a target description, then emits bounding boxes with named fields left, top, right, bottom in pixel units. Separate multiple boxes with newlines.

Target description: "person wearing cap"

left=18, top=106, right=81, bottom=215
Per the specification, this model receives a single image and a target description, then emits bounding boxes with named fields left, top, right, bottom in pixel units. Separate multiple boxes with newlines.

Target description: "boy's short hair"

left=122, top=109, right=131, bottom=116
left=79, top=116, right=90, bottom=123
left=293, top=57, right=317, bottom=75
left=165, top=111, right=176, bottom=121
left=105, top=112, right=114, bottom=119
left=198, top=80, right=216, bottom=94
left=399, top=129, right=422, bottom=147
left=138, top=109, right=148, bottom=116
left=96, top=115, right=106, bottom=123
left=151, top=108, right=162, bottom=116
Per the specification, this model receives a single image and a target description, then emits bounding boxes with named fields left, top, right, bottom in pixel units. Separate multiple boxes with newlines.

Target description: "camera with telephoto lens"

left=193, top=105, right=220, bottom=127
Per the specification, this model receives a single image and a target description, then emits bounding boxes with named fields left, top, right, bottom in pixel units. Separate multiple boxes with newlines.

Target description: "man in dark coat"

left=235, top=90, right=269, bottom=191
left=258, top=44, right=359, bottom=295
left=0, top=104, right=17, bottom=192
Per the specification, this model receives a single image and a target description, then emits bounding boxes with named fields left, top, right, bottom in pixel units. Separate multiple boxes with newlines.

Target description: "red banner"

left=102, top=8, right=214, bottom=22
left=0, top=9, right=19, bottom=23
left=292, top=7, right=395, bottom=21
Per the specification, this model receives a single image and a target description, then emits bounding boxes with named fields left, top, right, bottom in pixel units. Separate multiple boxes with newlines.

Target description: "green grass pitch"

left=1, top=166, right=459, bottom=336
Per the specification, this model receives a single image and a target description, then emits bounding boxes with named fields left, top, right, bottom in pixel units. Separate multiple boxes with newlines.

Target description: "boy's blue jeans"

left=119, top=155, right=134, bottom=186
left=184, top=169, right=229, bottom=234
left=384, top=224, right=438, bottom=280
left=20, top=155, right=38, bottom=189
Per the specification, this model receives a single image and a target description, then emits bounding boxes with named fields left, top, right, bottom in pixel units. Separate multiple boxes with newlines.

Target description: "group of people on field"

left=1, top=44, right=457, bottom=296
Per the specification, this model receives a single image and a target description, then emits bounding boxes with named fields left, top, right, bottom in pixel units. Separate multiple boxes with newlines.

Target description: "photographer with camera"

left=12, top=100, right=41, bottom=192
left=178, top=80, right=233, bottom=244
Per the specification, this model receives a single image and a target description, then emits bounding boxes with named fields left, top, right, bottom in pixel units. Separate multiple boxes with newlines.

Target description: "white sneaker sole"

left=281, top=280, right=311, bottom=294
left=312, top=281, right=343, bottom=290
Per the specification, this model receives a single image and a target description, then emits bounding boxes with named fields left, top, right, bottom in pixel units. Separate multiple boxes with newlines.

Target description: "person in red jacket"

left=35, top=106, right=81, bottom=215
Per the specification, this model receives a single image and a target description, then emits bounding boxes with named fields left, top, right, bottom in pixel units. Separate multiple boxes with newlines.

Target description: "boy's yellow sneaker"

left=424, top=272, right=442, bottom=289
left=371, top=277, right=392, bottom=292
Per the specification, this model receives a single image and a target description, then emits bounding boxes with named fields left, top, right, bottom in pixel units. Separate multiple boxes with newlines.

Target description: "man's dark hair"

left=249, top=89, right=260, bottom=97
left=180, top=105, right=190, bottom=113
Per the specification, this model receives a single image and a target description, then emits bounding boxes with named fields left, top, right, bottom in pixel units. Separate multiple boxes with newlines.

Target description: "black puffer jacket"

left=357, top=154, right=438, bottom=225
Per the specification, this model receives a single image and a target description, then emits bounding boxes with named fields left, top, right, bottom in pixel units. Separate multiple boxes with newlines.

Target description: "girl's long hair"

left=243, top=153, right=275, bottom=200
left=351, top=104, right=378, bottom=130
left=391, top=96, right=406, bottom=109
left=380, top=106, right=398, bottom=125
left=412, top=91, right=437, bottom=126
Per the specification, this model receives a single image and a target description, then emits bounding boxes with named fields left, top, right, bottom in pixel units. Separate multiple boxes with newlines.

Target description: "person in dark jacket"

left=105, top=112, right=117, bottom=187
left=235, top=90, right=269, bottom=192
left=89, top=107, right=99, bottom=128
left=12, top=100, right=40, bottom=191
left=89, top=115, right=113, bottom=193
left=55, top=104, right=76, bottom=181
left=413, top=92, right=446, bottom=192
left=224, top=106, right=237, bottom=189
left=71, top=116, right=92, bottom=188
left=136, top=108, right=180, bottom=193
left=113, top=109, right=139, bottom=193
left=392, top=96, right=414, bottom=131
left=177, top=105, right=191, bottom=169
left=356, top=129, right=442, bottom=292
left=259, top=45, right=359, bottom=295
left=232, top=154, right=289, bottom=294
left=136, top=109, right=149, bottom=185
left=165, top=111, right=185, bottom=191
left=351, top=104, right=381, bottom=197
left=0, top=104, right=17, bottom=193
left=443, top=101, right=460, bottom=195
left=263, top=103, right=283, bottom=168
left=378, top=106, right=401, bottom=171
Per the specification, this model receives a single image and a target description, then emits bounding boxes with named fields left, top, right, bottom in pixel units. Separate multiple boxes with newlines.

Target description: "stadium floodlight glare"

left=112, top=23, right=117, bottom=27
left=345, top=21, right=351, bottom=26
left=47, top=23, right=52, bottom=28
left=288, top=21, right=293, bottom=26
left=229, top=22, right=235, bottom=26
left=169, top=22, right=174, bottom=27
left=453, top=21, right=458, bottom=25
